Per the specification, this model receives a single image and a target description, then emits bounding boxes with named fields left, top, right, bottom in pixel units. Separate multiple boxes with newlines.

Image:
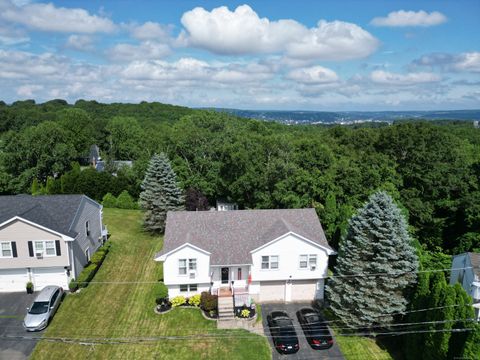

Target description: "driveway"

left=262, top=303, right=345, bottom=360
left=0, top=292, right=39, bottom=360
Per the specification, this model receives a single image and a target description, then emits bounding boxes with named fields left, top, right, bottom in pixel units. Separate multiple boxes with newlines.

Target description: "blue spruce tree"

left=327, top=191, right=418, bottom=327
left=140, top=153, right=184, bottom=233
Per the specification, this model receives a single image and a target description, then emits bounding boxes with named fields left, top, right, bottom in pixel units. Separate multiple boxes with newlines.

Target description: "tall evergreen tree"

left=140, top=153, right=184, bottom=233
left=326, top=191, right=418, bottom=327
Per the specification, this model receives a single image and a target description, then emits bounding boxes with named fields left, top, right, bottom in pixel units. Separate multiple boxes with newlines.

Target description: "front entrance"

left=221, top=267, right=229, bottom=284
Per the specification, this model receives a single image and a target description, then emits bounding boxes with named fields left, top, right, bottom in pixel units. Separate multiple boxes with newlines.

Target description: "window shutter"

left=28, top=241, right=34, bottom=257
left=11, top=242, right=17, bottom=258
left=55, top=240, right=61, bottom=256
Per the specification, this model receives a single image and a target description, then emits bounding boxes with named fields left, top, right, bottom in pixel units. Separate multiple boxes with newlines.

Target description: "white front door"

left=285, top=279, right=292, bottom=302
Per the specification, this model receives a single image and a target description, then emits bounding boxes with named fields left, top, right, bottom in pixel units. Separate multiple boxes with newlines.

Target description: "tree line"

left=0, top=99, right=479, bottom=255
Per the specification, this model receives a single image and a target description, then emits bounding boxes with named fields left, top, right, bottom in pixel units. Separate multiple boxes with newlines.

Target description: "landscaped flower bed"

left=235, top=304, right=256, bottom=319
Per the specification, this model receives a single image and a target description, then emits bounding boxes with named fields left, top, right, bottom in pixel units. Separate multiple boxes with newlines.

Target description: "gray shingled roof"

left=0, top=195, right=89, bottom=238
left=156, top=208, right=334, bottom=265
left=468, top=252, right=480, bottom=278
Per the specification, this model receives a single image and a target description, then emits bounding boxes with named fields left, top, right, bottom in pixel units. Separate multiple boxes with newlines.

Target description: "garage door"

left=291, top=280, right=317, bottom=302
left=0, top=268, right=28, bottom=292
left=33, top=267, right=68, bottom=291
left=260, top=281, right=285, bottom=302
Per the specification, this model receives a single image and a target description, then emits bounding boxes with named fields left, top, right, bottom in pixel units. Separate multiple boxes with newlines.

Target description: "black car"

left=296, top=308, right=334, bottom=349
left=267, top=311, right=300, bottom=354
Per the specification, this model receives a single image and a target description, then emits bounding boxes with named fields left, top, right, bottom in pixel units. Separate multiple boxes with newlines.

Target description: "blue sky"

left=0, top=0, right=479, bottom=110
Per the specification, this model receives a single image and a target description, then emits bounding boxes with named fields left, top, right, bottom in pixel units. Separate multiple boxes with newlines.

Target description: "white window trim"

left=260, top=255, right=279, bottom=271
left=178, top=259, right=187, bottom=276
left=34, top=240, right=56, bottom=257
left=0, top=241, right=13, bottom=258
left=299, top=254, right=317, bottom=269
left=188, top=258, right=197, bottom=271
left=85, top=247, right=90, bottom=262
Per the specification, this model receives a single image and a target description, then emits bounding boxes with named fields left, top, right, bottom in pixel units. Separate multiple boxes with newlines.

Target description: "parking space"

left=0, top=292, right=39, bottom=360
left=262, top=302, right=344, bottom=360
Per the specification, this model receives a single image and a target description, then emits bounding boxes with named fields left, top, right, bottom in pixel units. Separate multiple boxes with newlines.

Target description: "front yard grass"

left=31, top=208, right=270, bottom=360
left=334, top=331, right=394, bottom=360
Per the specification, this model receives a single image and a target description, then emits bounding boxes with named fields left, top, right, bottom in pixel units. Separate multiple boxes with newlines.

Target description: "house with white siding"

left=0, top=195, right=107, bottom=292
left=450, top=252, right=480, bottom=321
left=155, top=209, right=336, bottom=304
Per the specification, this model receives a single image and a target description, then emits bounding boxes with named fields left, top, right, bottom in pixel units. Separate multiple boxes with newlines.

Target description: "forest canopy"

left=0, top=99, right=479, bottom=254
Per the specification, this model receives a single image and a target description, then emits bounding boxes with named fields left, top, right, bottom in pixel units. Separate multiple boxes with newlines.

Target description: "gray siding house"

left=0, top=195, right=107, bottom=292
left=450, top=252, right=480, bottom=321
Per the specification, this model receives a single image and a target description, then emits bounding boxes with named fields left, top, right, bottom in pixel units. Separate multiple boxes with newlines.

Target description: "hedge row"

left=69, top=243, right=110, bottom=292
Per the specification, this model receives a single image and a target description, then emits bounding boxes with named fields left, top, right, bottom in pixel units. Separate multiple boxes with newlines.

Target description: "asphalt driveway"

left=262, top=302, right=345, bottom=360
left=0, top=292, right=39, bottom=360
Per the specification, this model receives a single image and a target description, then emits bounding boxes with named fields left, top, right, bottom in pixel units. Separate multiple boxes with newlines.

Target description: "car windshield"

left=305, top=314, right=322, bottom=323
left=29, top=301, right=49, bottom=314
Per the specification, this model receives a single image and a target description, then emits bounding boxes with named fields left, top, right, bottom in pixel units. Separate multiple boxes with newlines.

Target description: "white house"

left=155, top=209, right=336, bottom=304
left=0, top=195, right=107, bottom=292
left=450, top=252, right=480, bottom=321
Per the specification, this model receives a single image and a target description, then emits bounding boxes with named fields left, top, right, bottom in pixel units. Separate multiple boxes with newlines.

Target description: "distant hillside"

left=216, top=108, right=480, bottom=125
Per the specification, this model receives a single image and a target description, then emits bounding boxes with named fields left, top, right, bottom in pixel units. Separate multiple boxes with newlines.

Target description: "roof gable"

left=156, top=208, right=333, bottom=265
left=0, top=195, right=99, bottom=238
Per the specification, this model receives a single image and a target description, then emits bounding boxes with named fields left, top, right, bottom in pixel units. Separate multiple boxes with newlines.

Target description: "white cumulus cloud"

left=180, top=4, right=378, bottom=60
left=107, top=41, right=171, bottom=62
left=0, top=0, right=116, bottom=33
left=65, top=34, right=95, bottom=51
left=286, top=66, right=339, bottom=84
left=370, top=70, right=441, bottom=85
left=371, top=10, right=447, bottom=27
left=130, top=21, right=172, bottom=41
left=454, top=52, right=480, bottom=73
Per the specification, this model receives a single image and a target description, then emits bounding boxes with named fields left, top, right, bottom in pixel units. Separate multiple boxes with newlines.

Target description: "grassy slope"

left=334, top=333, right=394, bottom=360
left=31, top=208, right=270, bottom=360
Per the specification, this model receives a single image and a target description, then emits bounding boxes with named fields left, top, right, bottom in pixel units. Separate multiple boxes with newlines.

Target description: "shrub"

left=116, top=190, right=138, bottom=209
left=102, top=192, right=117, bottom=208
left=77, top=263, right=98, bottom=288
left=200, top=292, right=218, bottom=311
left=240, top=309, right=250, bottom=318
left=69, top=279, right=78, bottom=292
left=171, top=296, right=186, bottom=307
left=155, top=281, right=168, bottom=299
left=90, top=249, right=106, bottom=265
left=188, top=294, right=201, bottom=307
left=26, top=281, right=33, bottom=290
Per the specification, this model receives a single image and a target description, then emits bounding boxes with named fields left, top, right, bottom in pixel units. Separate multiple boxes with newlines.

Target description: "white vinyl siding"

left=1, top=242, right=12, bottom=258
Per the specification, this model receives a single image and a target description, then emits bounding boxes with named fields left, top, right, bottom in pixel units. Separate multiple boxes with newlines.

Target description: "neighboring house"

left=450, top=252, right=480, bottom=321
left=0, top=195, right=107, bottom=292
left=216, top=200, right=238, bottom=211
left=155, top=209, right=336, bottom=304
left=88, top=144, right=133, bottom=173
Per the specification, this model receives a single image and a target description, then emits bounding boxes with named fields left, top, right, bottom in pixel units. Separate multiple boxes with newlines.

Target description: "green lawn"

left=31, top=208, right=270, bottom=360
left=334, top=332, right=394, bottom=360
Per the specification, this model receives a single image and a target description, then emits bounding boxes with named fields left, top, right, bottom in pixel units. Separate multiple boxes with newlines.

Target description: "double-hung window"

left=35, top=241, right=56, bottom=257
left=178, top=259, right=187, bottom=275
left=299, top=254, right=317, bottom=269
left=179, top=258, right=197, bottom=275
left=1, top=242, right=12, bottom=257
left=261, top=255, right=279, bottom=270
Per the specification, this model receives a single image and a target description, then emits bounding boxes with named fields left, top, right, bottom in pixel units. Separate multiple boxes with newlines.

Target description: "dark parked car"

left=23, top=285, right=64, bottom=331
left=267, top=311, right=300, bottom=354
left=296, top=307, right=334, bottom=349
